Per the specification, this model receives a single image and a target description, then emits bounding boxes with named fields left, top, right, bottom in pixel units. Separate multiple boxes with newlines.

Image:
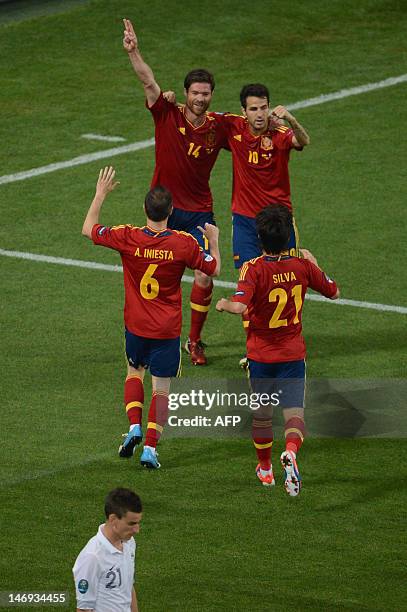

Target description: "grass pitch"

left=1, top=1, right=406, bottom=610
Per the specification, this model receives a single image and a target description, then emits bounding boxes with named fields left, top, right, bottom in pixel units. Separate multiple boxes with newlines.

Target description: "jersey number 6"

left=140, top=264, right=159, bottom=300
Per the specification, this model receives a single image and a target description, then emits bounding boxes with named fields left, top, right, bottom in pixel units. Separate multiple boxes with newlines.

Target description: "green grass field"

left=1, top=0, right=407, bottom=610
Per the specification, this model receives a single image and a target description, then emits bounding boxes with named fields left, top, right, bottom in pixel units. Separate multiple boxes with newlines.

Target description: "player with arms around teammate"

left=222, top=83, right=310, bottom=269
left=123, top=18, right=227, bottom=365
left=82, top=167, right=220, bottom=469
left=73, top=488, right=142, bottom=612
left=216, top=205, right=339, bottom=496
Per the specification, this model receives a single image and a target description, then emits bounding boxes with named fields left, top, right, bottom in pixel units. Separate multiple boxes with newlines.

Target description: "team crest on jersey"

left=206, top=129, right=216, bottom=148
left=78, top=579, right=89, bottom=594
left=261, top=135, right=273, bottom=150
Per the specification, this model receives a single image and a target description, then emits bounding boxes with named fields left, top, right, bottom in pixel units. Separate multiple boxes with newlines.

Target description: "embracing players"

left=123, top=18, right=228, bottom=366
left=220, top=83, right=310, bottom=268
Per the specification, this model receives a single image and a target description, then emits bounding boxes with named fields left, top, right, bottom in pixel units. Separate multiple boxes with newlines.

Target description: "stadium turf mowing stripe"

left=1, top=247, right=406, bottom=315
left=0, top=74, right=406, bottom=186
left=0, top=451, right=113, bottom=487
left=0, top=0, right=90, bottom=25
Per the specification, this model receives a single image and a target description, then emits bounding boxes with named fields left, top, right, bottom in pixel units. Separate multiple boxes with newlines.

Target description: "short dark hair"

left=240, top=83, right=270, bottom=109
left=256, top=204, right=292, bottom=254
left=104, top=488, right=142, bottom=519
left=144, top=185, right=172, bottom=221
left=184, top=68, right=215, bottom=92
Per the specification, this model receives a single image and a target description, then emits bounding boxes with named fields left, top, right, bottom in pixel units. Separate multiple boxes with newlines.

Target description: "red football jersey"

left=232, top=254, right=338, bottom=362
left=221, top=114, right=298, bottom=217
left=92, top=224, right=217, bottom=338
left=147, top=93, right=228, bottom=212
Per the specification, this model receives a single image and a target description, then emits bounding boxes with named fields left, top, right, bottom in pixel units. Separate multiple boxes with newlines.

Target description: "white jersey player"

left=73, top=488, right=142, bottom=612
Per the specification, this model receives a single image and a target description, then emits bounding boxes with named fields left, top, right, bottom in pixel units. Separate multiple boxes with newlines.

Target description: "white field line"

left=286, top=73, right=407, bottom=110
left=0, top=138, right=154, bottom=186
left=81, top=133, right=127, bottom=142
left=1, top=248, right=406, bottom=315
left=0, top=74, right=406, bottom=186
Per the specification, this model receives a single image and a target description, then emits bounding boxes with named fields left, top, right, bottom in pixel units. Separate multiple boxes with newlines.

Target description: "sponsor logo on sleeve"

left=78, top=579, right=89, bottom=594
left=234, top=291, right=245, bottom=296
left=204, top=254, right=213, bottom=262
left=324, top=273, right=334, bottom=283
left=97, top=226, right=108, bottom=236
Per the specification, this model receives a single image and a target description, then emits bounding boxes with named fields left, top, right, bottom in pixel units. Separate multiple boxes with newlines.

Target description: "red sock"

left=285, top=416, right=305, bottom=455
left=124, top=375, right=144, bottom=426
left=145, top=392, right=169, bottom=448
left=189, top=281, right=213, bottom=342
left=252, top=418, right=273, bottom=470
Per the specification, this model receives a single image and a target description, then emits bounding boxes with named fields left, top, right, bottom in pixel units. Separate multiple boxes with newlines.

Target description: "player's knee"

left=127, top=364, right=144, bottom=378
left=283, top=407, right=304, bottom=422
left=252, top=414, right=273, bottom=427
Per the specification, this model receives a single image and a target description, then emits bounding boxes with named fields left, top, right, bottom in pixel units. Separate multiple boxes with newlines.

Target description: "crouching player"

left=216, top=204, right=339, bottom=495
left=82, top=167, right=220, bottom=469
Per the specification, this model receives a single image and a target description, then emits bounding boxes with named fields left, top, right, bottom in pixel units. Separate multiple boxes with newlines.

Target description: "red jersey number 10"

left=248, top=151, right=259, bottom=164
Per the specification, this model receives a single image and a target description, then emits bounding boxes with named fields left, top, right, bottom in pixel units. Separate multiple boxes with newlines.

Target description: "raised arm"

left=82, top=166, right=119, bottom=239
left=271, top=105, right=310, bottom=147
left=123, top=18, right=160, bottom=107
left=198, top=223, right=221, bottom=276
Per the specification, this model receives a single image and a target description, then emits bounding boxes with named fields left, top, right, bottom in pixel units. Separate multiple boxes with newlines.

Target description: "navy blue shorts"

left=248, top=359, right=306, bottom=409
left=232, top=212, right=299, bottom=269
left=168, top=208, right=215, bottom=254
left=125, top=329, right=181, bottom=377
